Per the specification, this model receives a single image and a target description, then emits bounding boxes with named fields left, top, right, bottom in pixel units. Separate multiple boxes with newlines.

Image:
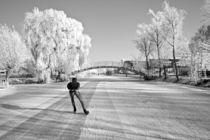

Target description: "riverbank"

left=153, top=76, right=210, bottom=88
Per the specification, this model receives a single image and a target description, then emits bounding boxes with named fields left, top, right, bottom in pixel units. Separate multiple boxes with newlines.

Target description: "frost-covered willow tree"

left=24, top=8, right=91, bottom=83
left=161, top=1, right=186, bottom=81
left=0, top=25, right=27, bottom=85
left=78, top=34, right=91, bottom=67
left=65, top=19, right=87, bottom=73
left=135, top=24, right=154, bottom=76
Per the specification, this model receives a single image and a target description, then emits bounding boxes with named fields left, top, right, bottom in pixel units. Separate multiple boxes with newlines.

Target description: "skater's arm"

left=76, top=82, right=80, bottom=90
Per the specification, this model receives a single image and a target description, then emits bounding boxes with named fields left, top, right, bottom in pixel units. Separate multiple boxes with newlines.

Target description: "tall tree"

left=0, top=25, right=27, bottom=86
left=195, top=26, right=208, bottom=71
left=148, top=9, right=165, bottom=77
left=189, top=25, right=210, bottom=81
left=161, top=1, right=186, bottom=81
left=198, top=0, right=210, bottom=52
left=24, top=8, right=91, bottom=82
left=135, top=23, right=154, bottom=76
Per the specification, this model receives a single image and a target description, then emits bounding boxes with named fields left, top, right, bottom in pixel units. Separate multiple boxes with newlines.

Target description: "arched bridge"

left=71, top=61, right=146, bottom=76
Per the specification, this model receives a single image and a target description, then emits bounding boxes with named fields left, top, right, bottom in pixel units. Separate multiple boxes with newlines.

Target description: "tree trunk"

left=163, top=65, right=167, bottom=80
left=172, top=35, right=179, bottom=81
left=44, top=68, right=51, bottom=83
left=190, top=53, right=194, bottom=82
left=204, top=66, right=207, bottom=78
left=200, top=48, right=203, bottom=72
left=50, top=69, right=54, bottom=79
left=190, top=53, right=198, bottom=84
left=56, top=71, right=61, bottom=82
left=157, top=47, right=162, bottom=78
left=37, top=70, right=44, bottom=83
left=173, top=46, right=179, bottom=81
left=156, top=33, right=162, bottom=78
left=37, top=68, right=51, bottom=84
left=5, top=69, right=11, bottom=87
left=124, top=68, right=128, bottom=77
left=145, top=55, right=150, bottom=76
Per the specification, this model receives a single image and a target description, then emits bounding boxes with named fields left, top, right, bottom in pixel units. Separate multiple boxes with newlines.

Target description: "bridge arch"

left=70, top=61, right=146, bottom=76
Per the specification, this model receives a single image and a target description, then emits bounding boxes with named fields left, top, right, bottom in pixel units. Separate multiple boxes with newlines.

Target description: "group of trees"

left=189, top=26, right=210, bottom=82
left=0, top=25, right=28, bottom=85
left=134, top=1, right=194, bottom=82
left=187, top=0, right=210, bottom=83
left=0, top=8, right=91, bottom=84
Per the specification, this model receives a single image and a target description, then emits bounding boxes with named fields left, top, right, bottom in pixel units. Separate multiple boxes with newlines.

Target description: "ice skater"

left=67, top=77, right=89, bottom=115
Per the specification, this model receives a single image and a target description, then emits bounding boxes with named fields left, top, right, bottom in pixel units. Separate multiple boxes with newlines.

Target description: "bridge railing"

left=79, top=61, right=123, bottom=70
left=92, top=61, right=123, bottom=67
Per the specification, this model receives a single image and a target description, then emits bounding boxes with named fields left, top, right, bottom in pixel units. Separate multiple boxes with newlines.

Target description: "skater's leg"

left=74, top=91, right=85, bottom=110
left=69, top=91, right=76, bottom=112
left=75, top=91, right=89, bottom=115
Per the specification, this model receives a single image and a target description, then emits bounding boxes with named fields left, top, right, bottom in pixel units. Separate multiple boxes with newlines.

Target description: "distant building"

left=123, top=60, right=134, bottom=69
left=149, top=59, right=190, bottom=68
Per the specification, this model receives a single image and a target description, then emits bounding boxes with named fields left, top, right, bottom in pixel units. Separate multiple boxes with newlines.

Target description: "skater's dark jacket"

left=67, top=80, right=80, bottom=90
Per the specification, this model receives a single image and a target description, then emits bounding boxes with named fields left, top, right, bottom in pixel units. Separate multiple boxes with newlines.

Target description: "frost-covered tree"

left=78, top=34, right=91, bottom=67
left=176, top=38, right=190, bottom=64
left=161, top=1, right=186, bottom=81
left=135, top=23, right=154, bottom=76
left=200, top=0, right=210, bottom=52
left=148, top=9, right=165, bottom=77
left=189, top=25, right=210, bottom=81
left=0, top=25, right=27, bottom=86
left=64, top=19, right=86, bottom=73
left=193, top=26, right=209, bottom=70
left=189, top=39, right=200, bottom=83
left=24, top=8, right=91, bottom=83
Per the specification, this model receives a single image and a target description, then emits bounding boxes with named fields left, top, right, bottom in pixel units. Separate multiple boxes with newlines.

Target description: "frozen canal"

left=0, top=75, right=210, bottom=140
